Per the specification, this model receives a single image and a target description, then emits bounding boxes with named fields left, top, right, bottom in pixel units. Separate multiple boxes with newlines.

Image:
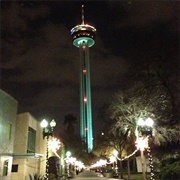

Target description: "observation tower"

left=70, top=5, right=96, bottom=152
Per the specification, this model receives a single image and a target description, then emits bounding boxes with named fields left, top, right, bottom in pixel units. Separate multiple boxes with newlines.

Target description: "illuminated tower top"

left=70, top=5, right=96, bottom=48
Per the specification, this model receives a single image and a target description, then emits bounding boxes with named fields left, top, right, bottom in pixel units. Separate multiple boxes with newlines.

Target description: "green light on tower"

left=70, top=5, right=96, bottom=152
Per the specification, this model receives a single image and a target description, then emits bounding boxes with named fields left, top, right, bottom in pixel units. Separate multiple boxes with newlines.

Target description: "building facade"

left=0, top=89, right=18, bottom=180
left=11, top=112, right=46, bottom=180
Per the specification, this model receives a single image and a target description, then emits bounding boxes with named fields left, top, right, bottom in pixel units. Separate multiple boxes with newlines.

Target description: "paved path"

left=72, top=170, right=116, bottom=180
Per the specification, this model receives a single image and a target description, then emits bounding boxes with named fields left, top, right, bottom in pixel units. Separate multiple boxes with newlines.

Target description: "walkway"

left=72, top=170, right=117, bottom=180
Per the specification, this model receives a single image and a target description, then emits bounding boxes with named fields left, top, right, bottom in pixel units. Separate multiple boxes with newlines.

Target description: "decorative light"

left=147, top=146, right=155, bottom=180
left=135, top=136, right=149, bottom=151
left=48, top=137, right=60, bottom=153
left=109, top=155, right=116, bottom=163
left=116, top=149, right=139, bottom=161
left=113, top=149, right=118, bottom=157
left=69, top=157, right=77, bottom=164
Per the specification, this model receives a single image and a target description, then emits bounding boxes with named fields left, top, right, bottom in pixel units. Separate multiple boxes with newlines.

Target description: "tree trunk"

left=120, top=160, right=123, bottom=178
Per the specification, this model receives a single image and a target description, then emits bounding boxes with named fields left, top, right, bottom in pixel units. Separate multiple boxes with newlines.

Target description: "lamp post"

left=41, top=119, right=56, bottom=180
left=136, top=117, right=154, bottom=180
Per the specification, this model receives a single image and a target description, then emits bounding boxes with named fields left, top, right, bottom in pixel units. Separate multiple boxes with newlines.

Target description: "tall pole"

left=140, top=149, right=146, bottom=180
left=41, top=119, right=56, bottom=180
left=45, top=136, right=49, bottom=180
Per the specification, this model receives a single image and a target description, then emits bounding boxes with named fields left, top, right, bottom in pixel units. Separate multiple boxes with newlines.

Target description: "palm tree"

left=63, top=114, right=77, bottom=134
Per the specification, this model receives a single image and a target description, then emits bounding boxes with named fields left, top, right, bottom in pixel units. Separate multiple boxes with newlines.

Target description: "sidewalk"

left=72, top=170, right=117, bottom=179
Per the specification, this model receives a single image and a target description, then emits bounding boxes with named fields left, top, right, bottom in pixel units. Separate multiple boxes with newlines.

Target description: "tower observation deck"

left=71, top=5, right=96, bottom=152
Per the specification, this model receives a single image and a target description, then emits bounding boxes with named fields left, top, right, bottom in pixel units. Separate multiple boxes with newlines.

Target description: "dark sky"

left=1, top=1, right=179, bottom=136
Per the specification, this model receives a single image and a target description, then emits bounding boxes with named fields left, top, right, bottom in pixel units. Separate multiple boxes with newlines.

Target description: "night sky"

left=1, top=1, right=179, bottom=136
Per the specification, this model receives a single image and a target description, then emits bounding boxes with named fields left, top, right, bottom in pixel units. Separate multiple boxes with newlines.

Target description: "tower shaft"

left=80, top=43, right=93, bottom=152
left=71, top=5, right=96, bottom=152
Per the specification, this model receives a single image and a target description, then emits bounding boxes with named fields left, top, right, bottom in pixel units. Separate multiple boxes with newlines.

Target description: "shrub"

left=29, top=174, right=44, bottom=180
left=159, top=160, right=180, bottom=180
left=105, top=165, right=113, bottom=173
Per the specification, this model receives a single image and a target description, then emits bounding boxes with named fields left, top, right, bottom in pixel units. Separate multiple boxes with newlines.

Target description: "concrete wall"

left=0, top=89, right=18, bottom=180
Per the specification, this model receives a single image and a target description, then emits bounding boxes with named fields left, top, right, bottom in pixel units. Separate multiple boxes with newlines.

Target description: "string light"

left=116, top=149, right=139, bottom=161
left=147, top=146, right=155, bottom=180
left=91, top=135, right=155, bottom=179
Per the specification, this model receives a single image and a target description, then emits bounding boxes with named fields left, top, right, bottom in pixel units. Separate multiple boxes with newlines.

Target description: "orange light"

left=84, top=96, right=87, bottom=103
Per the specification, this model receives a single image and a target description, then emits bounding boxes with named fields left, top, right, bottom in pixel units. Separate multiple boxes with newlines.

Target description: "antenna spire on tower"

left=81, top=5, right=84, bottom=24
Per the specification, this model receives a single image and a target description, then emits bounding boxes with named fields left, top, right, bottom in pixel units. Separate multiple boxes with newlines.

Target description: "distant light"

left=85, top=127, right=88, bottom=131
left=84, top=96, right=87, bottom=103
left=66, top=151, right=71, bottom=157
left=41, top=119, right=48, bottom=128
left=83, top=69, right=86, bottom=74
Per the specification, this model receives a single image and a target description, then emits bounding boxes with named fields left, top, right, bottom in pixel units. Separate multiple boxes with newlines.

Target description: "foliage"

left=108, top=64, right=180, bottom=151
left=29, top=174, right=44, bottom=180
left=63, top=114, right=77, bottom=134
left=94, top=59, right=179, bottom=177
left=159, top=157, right=180, bottom=180
left=48, top=173, right=56, bottom=180
left=105, top=165, right=113, bottom=173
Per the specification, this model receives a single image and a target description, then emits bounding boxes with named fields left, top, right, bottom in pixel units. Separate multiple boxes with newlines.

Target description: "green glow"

left=79, top=40, right=93, bottom=152
left=71, top=21, right=95, bottom=152
left=73, top=37, right=95, bottom=48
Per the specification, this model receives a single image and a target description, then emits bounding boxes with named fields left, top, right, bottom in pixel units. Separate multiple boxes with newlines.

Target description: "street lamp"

left=136, top=117, right=154, bottom=180
left=137, top=117, right=154, bottom=137
left=41, top=119, right=56, bottom=180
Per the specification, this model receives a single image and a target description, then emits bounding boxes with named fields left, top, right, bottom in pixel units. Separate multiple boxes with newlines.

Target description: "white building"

left=0, top=89, right=18, bottom=180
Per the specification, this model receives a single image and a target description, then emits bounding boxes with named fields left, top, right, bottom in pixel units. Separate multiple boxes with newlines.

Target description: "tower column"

left=71, top=5, right=96, bottom=152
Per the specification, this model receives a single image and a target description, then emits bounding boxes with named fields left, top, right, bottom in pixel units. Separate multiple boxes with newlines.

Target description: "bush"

left=159, top=160, right=180, bottom=180
left=105, top=165, right=113, bottom=173
left=29, top=174, right=44, bottom=180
